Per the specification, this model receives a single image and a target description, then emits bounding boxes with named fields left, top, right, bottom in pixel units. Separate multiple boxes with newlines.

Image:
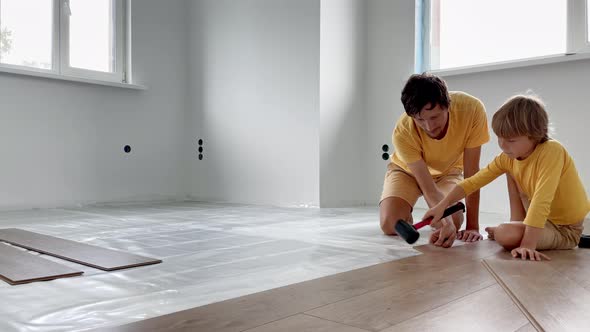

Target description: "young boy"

left=423, top=95, right=589, bottom=260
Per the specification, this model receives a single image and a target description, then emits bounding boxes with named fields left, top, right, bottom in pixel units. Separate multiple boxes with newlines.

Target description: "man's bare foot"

left=484, top=226, right=496, bottom=240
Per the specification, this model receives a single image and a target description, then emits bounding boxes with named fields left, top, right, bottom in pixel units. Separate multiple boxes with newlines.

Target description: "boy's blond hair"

left=492, top=95, right=550, bottom=143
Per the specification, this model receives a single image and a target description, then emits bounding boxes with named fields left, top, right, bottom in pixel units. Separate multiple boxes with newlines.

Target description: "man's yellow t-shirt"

left=391, top=91, right=490, bottom=177
left=459, top=140, right=590, bottom=228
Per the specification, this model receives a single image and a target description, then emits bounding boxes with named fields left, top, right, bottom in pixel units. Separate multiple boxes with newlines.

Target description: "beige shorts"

left=536, top=220, right=584, bottom=250
left=519, top=194, right=584, bottom=250
left=380, top=162, right=463, bottom=207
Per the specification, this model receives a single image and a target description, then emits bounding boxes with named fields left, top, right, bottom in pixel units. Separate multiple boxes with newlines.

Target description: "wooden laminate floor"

left=98, top=239, right=590, bottom=332
left=483, top=249, right=590, bottom=332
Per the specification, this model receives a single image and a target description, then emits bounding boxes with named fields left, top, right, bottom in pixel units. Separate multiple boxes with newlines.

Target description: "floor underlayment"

left=0, top=201, right=508, bottom=332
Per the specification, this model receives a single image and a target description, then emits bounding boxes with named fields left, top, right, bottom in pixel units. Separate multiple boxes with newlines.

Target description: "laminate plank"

left=305, top=261, right=495, bottom=331
left=93, top=259, right=423, bottom=331
left=95, top=247, right=496, bottom=332
left=243, top=314, right=371, bottom=332
left=484, top=251, right=590, bottom=332
left=544, top=249, right=590, bottom=290
left=0, top=228, right=161, bottom=271
left=382, top=284, right=529, bottom=332
left=414, top=239, right=503, bottom=259
left=0, top=243, right=82, bottom=285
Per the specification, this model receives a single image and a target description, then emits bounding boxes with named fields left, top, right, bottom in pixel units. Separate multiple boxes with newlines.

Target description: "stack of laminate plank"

left=0, top=228, right=161, bottom=285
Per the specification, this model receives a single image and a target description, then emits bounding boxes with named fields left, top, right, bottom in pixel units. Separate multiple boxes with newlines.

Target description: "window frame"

left=418, top=0, right=590, bottom=72
left=0, top=0, right=128, bottom=83
left=567, top=0, right=590, bottom=53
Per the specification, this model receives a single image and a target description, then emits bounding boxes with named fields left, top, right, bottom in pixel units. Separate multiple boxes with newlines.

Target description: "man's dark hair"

left=400, top=73, right=450, bottom=117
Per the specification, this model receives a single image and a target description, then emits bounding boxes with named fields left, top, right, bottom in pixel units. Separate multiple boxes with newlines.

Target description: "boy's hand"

left=424, top=187, right=445, bottom=208
left=429, top=219, right=457, bottom=248
left=511, top=247, right=551, bottom=261
left=457, top=229, right=483, bottom=242
left=422, top=203, right=446, bottom=229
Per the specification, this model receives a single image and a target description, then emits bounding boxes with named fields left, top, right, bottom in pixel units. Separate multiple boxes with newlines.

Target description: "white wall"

left=5, top=0, right=583, bottom=214
left=442, top=59, right=590, bottom=215
left=187, top=0, right=321, bottom=207
left=365, top=0, right=416, bottom=205
left=319, top=0, right=368, bottom=207
left=0, top=0, right=189, bottom=210
left=186, top=0, right=418, bottom=208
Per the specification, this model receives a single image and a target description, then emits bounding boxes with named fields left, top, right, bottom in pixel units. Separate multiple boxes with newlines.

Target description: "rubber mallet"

left=579, top=234, right=590, bottom=248
left=395, top=202, right=466, bottom=244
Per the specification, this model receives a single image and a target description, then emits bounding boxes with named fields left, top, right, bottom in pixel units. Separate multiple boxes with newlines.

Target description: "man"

left=380, top=73, right=489, bottom=247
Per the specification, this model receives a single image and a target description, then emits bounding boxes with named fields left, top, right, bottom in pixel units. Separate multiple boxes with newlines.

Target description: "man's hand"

left=406, top=160, right=443, bottom=209
left=511, top=247, right=551, bottom=261
left=429, top=219, right=457, bottom=248
left=457, top=229, right=483, bottom=242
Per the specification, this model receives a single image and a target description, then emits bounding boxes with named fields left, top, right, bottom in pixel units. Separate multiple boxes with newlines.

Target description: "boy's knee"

left=494, top=224, right=522, bottom=250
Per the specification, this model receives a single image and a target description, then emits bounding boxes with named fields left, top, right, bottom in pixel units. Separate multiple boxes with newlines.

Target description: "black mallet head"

left=395, top=220, right=420, bottom=244
left=579, top=234, right=590, bottom=248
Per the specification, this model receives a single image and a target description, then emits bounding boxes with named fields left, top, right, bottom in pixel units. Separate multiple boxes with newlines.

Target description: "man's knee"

left=494, top=224, right=523, bottom=250
left=381, top=218, right=415, bottom=236
left=380, top=218, right=396, bottom=235
left=379, top=197, right=413, bottom=236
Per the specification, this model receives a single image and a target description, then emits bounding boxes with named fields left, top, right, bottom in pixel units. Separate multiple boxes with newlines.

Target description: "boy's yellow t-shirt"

left=459, top=140, right=590, bottom=228
left=391, top=91, right=490, bottom=177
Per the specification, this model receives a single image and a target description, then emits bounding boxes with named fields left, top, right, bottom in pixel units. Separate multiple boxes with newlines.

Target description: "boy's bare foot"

left=484, top=226, right=496, bottom=240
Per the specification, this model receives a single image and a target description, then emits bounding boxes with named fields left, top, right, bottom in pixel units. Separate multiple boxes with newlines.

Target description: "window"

left=0, top=0, right=127, bottom=83
left=0, top=0, right=53, bottom=70
left=418, top=0, right=590, bottom=71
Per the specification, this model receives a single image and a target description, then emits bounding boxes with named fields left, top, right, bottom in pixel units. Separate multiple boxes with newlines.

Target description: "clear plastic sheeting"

left=0, top=201, right=505, bottom=331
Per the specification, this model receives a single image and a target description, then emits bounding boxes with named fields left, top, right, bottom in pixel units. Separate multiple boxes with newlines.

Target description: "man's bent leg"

left=379, top=163, right=421, bottom=235
left=380, top=197, right=413, bottom=235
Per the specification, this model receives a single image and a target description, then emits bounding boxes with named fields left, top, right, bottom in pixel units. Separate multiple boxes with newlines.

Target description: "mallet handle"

left=413, top=202, right=466, bottom=230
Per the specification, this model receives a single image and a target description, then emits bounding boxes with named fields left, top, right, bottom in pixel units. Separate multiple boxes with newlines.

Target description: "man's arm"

left=407, top=159, right=459, bottom=247
left=459, top=146, right=484, bottom=242
left=406, top=159, right=443, bottom=208
left=463, top=146, right=482, bottom=231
